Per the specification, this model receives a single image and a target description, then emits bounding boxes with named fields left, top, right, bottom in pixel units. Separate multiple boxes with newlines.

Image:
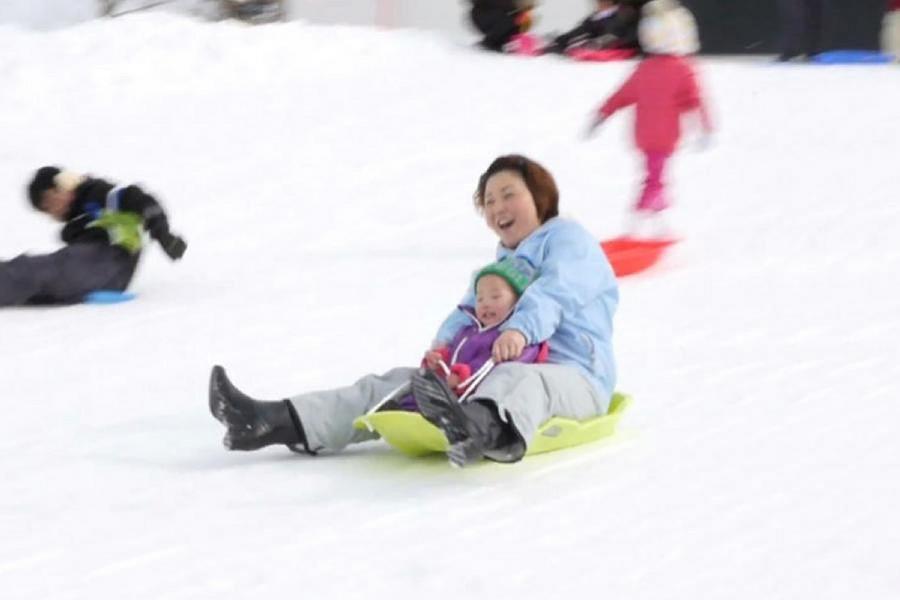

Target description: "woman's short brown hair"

left=474, top=154, right=559, bottom=224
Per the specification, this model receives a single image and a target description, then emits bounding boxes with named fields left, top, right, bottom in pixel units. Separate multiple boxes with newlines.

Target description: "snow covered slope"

left=1, top=13, right=898, bottom=600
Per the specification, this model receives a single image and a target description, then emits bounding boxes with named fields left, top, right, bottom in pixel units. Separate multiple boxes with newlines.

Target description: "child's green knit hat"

left=474, top=257, right=536, bottom=296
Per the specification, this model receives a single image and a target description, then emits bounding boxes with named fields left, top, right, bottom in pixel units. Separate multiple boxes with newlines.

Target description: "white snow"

left=2, top=12, right=900, bottom=600
left=0, top=0, right=633, bottom=38
left=0, top=0, right=96, bottom=29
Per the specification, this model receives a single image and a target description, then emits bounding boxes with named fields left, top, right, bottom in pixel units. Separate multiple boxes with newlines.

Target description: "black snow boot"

left=411, top=369, right=520, bottom=467
left=208, top=365, right=311, bottom=453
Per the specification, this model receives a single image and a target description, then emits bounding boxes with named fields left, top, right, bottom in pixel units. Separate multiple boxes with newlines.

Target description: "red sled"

left=567, top=47, right=637, bottom=62
left=506, top=33, right=544, bottom=56
left=600, top=237, right=677, bottom=277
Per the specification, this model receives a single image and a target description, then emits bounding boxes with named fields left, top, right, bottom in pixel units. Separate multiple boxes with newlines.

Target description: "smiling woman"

left=477, top=155, right=556, bottom=249
left=208, top=154, right=619, bottom=467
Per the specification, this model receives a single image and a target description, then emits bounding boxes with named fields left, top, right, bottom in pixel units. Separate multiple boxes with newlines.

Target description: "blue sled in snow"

left=84, top=290, right=136, bottom=304
left=812, top=50, right=894, bottom=65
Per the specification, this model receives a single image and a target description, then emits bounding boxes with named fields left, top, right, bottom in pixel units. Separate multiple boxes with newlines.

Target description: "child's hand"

left=423, top=350, right=445, bottom=371
left=492, top=330, right=527, bottom=362
left=159, top=232, right=187, bottom=260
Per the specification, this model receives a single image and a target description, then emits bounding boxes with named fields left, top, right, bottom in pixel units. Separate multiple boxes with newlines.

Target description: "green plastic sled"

left=353, top=392, right=631, bottom=458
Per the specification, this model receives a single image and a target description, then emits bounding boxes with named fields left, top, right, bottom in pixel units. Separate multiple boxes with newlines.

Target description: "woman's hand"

left=423, top=350, right=445, bottom=371
left=492, top=330, right=527, bottom=363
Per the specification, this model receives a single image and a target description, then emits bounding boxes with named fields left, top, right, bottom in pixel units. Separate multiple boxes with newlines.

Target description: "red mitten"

left=449, top=363, right=472, bottom=392
left=422, top=347, right=452, bottom=374
left=536, top=341, right=550, bottom=363
left=436, top=347, right=450, bottom=361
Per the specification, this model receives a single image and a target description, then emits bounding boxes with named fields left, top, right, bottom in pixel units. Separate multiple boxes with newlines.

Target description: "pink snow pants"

left=636, top=151, right=672, bottom=212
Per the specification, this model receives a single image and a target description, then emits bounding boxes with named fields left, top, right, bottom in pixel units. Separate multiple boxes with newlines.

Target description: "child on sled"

left=208, top=154, right=618, bottom=468
left=379, top=256, right=548, bottom=413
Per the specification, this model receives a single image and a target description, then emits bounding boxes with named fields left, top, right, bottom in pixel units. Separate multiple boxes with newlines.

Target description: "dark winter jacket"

left=621, top=0, right=652, bottom=11
left=548, top=5, right=640, bottom=52
left=469, top=0, right=534, bottom=51
left=471, top=0, right=525, bottom=12
left=61, top=177, right=173, bottom=254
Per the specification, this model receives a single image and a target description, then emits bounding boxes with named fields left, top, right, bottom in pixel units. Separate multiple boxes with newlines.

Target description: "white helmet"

left=638, top=0, right=700, bottom=56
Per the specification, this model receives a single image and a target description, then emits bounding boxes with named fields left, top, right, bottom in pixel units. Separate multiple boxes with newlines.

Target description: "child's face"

left=40, top=188, right=75, bottom=221
left=475, top=274, right=518, bottom=327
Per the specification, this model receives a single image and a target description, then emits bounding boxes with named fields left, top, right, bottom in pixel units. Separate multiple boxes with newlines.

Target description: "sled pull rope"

left=365, top=381, right=412, bottom=420
left=365, top=357, right=495, bottom=419
left=457, top=359, right=495, bottom=404
left=436, top=359, right=451, bottom=377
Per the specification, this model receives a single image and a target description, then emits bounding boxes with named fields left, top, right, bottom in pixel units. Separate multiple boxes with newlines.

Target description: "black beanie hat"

left=27, top=166, right=62, bottom=209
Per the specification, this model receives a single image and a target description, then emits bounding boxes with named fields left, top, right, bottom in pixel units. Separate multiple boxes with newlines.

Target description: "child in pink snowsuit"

left=590, top=0, right=711, bottom=218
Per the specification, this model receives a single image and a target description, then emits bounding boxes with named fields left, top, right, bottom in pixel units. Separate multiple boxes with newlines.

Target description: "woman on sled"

left=208, top=154, right=619, bottom=467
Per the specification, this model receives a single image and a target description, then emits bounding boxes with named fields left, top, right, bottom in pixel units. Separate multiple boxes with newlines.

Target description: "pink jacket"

left=599, top=55, right=711, bottom=154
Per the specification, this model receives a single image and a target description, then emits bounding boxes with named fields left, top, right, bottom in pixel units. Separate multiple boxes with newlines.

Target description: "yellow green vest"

left=88, top=211, right=144, bottom=254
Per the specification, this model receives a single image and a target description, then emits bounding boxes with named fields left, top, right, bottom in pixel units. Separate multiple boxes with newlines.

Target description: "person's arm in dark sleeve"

left=608, top=7, right=640, bottom=49
left=60, top=214, right=108, bottom=245
left=547, top=16, right=593, bottom=52
left=115, top=185, right=187, bottom=260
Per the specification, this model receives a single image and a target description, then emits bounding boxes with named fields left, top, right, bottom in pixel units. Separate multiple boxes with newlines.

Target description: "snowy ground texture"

left=2, top=12, right=900, bottom=600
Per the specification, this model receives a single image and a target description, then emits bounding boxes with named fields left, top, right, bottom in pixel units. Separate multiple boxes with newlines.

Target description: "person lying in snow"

left=208, top=154, right=618, bottom=468
left=0, top=166, right=186, bottom=307
left=542, top=0, right=641, bottom=55
left=469, top=0, right=537, bottom=52
left=220, top=0, right=285, bottom=23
